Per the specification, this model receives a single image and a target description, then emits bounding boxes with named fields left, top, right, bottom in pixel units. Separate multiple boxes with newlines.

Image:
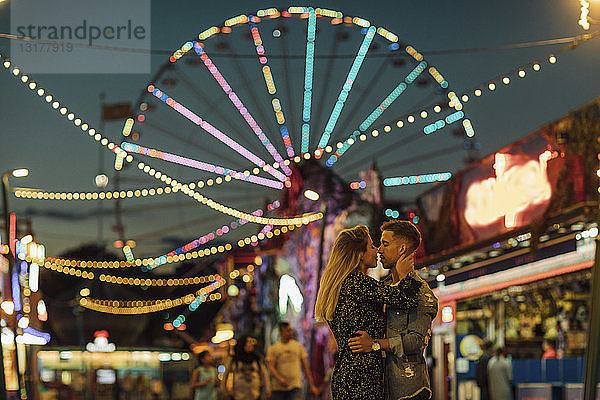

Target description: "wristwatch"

left=371, top=340, right=381, bottom=351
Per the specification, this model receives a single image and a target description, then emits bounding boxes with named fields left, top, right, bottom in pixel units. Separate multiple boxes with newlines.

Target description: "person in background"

left=191, top=351, right=218, bottom=400
left=475, top=340, right=495, bottom=400
left=224, top=335, right=271, bottom=400
left=487, top=347, right=513, bottom=400
left=541, top=339, right=557, bottom=359
left=266, top=322, right=318, bottom=400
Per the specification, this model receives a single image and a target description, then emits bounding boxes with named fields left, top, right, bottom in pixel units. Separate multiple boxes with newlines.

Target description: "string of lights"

left=0, top=53, right=131, bottom=164
left=248, top=16, right=295, bottom=158
left=121, top=142, right=284, bottom=189
left=13, top=186, right=175, bottom=200
left=41, top=260, right=223, bottom=286
left=45, top=200, right=280, bottom=270
left=79, top=277, right=225, bottom=314
left=383, top=172, right=453, bottom=186
left=135, top=160, right=323, bottom=226
left=45, top=218, right=294, bottom=275
left=0, top=54, right=326, bottom=226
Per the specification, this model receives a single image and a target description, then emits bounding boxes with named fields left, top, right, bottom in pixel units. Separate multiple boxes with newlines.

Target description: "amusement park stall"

left=413, top=97, right=600, bottom=400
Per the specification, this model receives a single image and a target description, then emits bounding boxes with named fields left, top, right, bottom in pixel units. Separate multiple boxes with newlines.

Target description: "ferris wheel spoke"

left=315, top=25, right=377, bottom=156
left=172, top=68, right=264, bottom=156
left=148, top=84, right=286, bottom=182
left=248, top=15, right=295, bottom=158
left=325, top=60, right=428, bottom=167
left=301, top=7, right=317, bottom=154
left=121, top=142, right=284, bottom=189
left=192, top=42, right=292, bottom=176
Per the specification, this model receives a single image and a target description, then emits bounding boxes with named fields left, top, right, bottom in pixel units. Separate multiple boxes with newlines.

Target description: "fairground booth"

left=413, top=98, right=600, bottom=400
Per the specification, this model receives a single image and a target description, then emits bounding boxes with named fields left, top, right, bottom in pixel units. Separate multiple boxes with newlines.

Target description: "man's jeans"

left=271, top=388, right=302, bottom=400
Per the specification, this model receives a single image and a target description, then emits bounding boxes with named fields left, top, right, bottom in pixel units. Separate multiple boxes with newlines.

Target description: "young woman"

left=190, top=351, right=218, bottom=400
left=224, top=335, right=271, bottom=400
left=314, top=225, right=420, bottom=400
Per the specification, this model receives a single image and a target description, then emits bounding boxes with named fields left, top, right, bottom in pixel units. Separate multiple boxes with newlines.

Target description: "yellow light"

left=407, top=116, right=415, bottom=123
left=372, top=130, right=379, bottom=137
left=475, top=89, right=482, bottom=97
left=384, top=125, right=391, bottom=132
left=12, top=168, right=29, bottom=178
left=396, top=120, right=404, bottom=128
left=549, top=56, right=556, bottom=64
left=304, top=189, right=320, bottom=201
left=488, top=83, right=496, bottom=91
left=533, top=63, right=540, bottom=71
left=80, top=288, right=90, bottom=297
left=518, top=70, right=526, bottom=77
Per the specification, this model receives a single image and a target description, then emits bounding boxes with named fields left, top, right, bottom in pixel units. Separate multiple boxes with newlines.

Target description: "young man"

left=266, top=322, right=319, bottom=400
left=348, top=220, right=438, bottom=400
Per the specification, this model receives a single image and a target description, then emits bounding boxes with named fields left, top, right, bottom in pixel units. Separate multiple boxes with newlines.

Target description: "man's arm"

left=266, top=359, right=289, bottom=389
left=388, top=296, right=437, bottom=358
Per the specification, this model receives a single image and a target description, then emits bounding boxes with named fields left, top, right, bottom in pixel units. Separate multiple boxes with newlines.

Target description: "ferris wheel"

left=115, top=6, right=472, bottom=240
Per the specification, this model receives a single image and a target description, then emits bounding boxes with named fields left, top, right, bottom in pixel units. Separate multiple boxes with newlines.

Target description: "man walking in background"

left=266, top=322, right=318, bottom=400
left=476, top=340, right=495, bottom=400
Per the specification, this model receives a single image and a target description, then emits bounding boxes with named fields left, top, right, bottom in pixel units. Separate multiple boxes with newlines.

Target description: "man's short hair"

left=482, top=339, right=494, bottom=351
left=278, top=321, right=290, bottom=330
left=381, top=220, right=421, bottom=253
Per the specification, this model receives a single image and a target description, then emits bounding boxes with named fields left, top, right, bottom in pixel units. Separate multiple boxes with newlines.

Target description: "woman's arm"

left=348, top=271, right=420, bottom=309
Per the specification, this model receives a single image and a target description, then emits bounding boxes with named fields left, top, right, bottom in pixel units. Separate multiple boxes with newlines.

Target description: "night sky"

left=1, top=0, right=600, bottom=264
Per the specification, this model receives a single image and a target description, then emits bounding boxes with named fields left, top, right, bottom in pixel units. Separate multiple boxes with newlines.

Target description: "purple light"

left=148, top=86, right=286, bottom=182
left=193, top=42, right=292, bottom=175
left=122, top=142, right=283, bottom=189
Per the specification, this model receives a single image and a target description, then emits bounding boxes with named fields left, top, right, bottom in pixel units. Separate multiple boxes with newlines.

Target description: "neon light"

left=148, top=85, right=285, bottom=181
left=383, top=172, right=452, bottom=186
left=198, top=27, right=220, bottom=40
left=376, top=27, right=398, bottom=42
left=122, top=142, right=283, bottom=189
left=29, top=262, right=39, bottom=292
left=316, top=26, right=376, bottom=153
left=224, top=14, right=248, bottom=26
left=9, top=213, right=16, bottom=257
left=423, top=111, right=464, bottom=135
left=192, top=43, right=291, bottom=174
left=579, top=0, right=590, bottom=30
left=248, top=17, right=295, bottom=157
left=301, top=8, right=317, bottom=153
left=463, top=119, right=475, bottom=137
left=279, top=274, right=303, bottom=314
left=464, top=151, right=554, bottom=229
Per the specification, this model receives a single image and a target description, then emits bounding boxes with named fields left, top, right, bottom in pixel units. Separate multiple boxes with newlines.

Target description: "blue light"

left=317, top=26, right=376, bottom=150
left=389, top=43, right=400, bottom=51
left=301, top=8, right=317, bottom=153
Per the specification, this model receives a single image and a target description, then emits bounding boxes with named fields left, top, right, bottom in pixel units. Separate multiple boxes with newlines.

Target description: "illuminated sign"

left=278, top=274, right=303, bottom=315
left=86, top=330, right=115, bottom=352
left=464, top=151, right=553, bottom=229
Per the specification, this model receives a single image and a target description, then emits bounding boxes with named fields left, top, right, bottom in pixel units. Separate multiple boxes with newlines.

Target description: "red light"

left=284, top=180, right=292, bottom=188
left=147, top=85, right=154, bottom=92
left=282, top=11, right=291, bottom=17
left=94, top=330, right=109, bottom=338
left=137, top=114, right=145, bottom=122
left=350, top=182, right=360, bottom=190
left=176, top=323, right=186, bottom=331
left=113, top=240, right=124, bottom=249
left=163, top=323, right=174, bottom=331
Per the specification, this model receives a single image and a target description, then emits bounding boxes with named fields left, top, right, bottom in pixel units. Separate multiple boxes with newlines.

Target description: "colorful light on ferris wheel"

left=301, top=8, right=317, bottom=153
left=147, top=85, right=285, bottom=182
left=326, top=61, right=428, bottom=167
left=316, top=25, right=377, bottom=154
left=248, top=16, right=295, bottom=157
left=121, top=142, right=283, bottom=189
left=192, top=42, right=292, bottom=175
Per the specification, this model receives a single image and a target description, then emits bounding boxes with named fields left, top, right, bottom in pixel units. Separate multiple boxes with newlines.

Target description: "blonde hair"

left=314, top=225, right=369, bottom=322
